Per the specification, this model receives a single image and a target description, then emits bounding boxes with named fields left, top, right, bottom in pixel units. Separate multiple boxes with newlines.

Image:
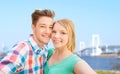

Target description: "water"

left=80, top=56, right=120, bottom=70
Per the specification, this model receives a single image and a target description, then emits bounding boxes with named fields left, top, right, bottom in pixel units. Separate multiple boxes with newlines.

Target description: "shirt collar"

left=27, top=36, right=48, bottom=55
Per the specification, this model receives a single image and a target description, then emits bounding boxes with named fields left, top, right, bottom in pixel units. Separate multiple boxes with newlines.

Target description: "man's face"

left=32, top=16, right=53, bottom=47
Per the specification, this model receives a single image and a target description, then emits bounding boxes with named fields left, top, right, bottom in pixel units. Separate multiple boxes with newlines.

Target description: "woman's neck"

left=54, top=47, right=72, bottom=56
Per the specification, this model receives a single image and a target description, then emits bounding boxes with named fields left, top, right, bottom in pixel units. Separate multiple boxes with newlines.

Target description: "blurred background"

left=0, top=0, right=120, bottom=73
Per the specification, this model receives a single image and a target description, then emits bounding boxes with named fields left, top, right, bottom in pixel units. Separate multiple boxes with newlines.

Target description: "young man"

left=0, top=9, right=55, bottom=74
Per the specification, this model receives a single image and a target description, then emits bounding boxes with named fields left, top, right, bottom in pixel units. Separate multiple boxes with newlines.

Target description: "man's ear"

left=31, top=24, right=35, bottom=32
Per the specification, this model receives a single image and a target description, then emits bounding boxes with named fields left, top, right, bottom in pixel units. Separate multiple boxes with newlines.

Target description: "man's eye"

left=40, top=26, right=44, bottom=27
left=52, top=31, right=56, bottom=33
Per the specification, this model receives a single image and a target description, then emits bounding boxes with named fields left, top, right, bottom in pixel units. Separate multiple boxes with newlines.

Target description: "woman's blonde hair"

left=55, top=19, right=76, bottom=52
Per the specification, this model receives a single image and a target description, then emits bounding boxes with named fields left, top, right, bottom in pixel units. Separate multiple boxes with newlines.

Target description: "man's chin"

left=44, top=41, right=49, bottom=45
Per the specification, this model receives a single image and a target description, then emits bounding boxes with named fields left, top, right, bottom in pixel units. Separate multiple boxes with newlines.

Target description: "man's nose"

left=45, top=28, right=51, bottom=33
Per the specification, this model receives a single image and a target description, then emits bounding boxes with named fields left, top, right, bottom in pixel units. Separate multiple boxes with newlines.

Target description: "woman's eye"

left=61, top=32, right=66, bottom=34
left=49, top=26, right=53, bottom=29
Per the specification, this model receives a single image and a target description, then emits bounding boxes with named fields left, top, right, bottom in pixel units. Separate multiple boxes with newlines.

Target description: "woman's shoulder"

left=47, top=48, right=55, bottom=60
left=66, top=54, right=82, bottom=67
left=71, top=54, right=82, bottom=61
left=48, top=48, right=55, bottom=55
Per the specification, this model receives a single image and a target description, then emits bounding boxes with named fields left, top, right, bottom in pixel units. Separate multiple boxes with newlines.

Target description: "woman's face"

left=51, top=22, right=68, bottom=48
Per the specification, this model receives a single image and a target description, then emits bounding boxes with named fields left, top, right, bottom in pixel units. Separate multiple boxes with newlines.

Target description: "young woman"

left=44, top=19, right=97, bottom=74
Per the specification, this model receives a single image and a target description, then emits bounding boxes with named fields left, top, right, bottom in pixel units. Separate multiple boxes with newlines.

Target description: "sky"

left=0, top=0, right=120, bottom=51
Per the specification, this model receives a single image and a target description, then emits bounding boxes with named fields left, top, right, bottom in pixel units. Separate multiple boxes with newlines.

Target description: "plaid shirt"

left=0, top=36, right=48, bottom=74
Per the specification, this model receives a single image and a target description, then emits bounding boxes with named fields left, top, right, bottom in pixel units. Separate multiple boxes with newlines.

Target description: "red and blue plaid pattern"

left=0, top=36, right=48, bottom=74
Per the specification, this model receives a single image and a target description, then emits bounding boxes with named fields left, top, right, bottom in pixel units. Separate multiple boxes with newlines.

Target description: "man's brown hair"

left=32, top=9, right=55, bottom=25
